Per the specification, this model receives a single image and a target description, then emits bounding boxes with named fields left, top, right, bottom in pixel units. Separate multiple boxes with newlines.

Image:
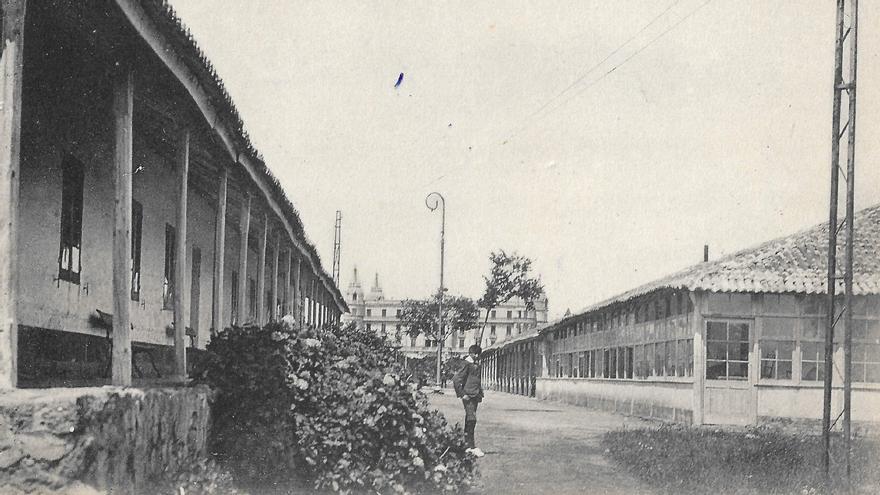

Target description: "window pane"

left=707, top=322, right=727, bottom=341
left=609, top=349, right=617, bottom=379
left=729, top=323, right=749, bottom=342
left=854, top=344, right=867, bottom=361
left=865, top=364, right=880, bottom=383
left=867, top=320, right=880, bottom=342
left=802, top=362, right=818, bottom=381
left=777, top=361, right=792, bottom=380
left=852, top=363, right=866, bottom=382
left=865, top=344, right=880, bottom=363
left=729, top=342, right=750, bottom=361
left=707, top=341, right=726, bottom=360
left=728, top=362, right=748, bottom=379
left=676, top=340, right=686, bottom=377
left=654, top=344, right=664, bottom=376
left=686, top=339, right=694, bottom=376
left=706, top=360, right=726, bottom=380
left=761, top=360, right=775, bottom=379
left=802, top=342, right=821, bottom=360
left=626, top=347, right=634, bottom=379
left=761, top=344, right=778, bottom=360
left=853, top=320, right=868, bottom=340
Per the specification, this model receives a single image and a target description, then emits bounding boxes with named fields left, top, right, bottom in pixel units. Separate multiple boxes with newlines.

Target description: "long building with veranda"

left=0, top=0, right=347, bottom=388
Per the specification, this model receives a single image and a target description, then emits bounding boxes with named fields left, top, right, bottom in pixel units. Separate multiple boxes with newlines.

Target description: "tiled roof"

left=483, top=326, right=543, bottom=351
left=572, top=204, right=880, bottom=318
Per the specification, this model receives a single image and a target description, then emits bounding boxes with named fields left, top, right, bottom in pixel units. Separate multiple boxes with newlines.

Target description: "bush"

left=195, top=319, right=476, bottom=493
left=141, top=458, right=243, bottom=495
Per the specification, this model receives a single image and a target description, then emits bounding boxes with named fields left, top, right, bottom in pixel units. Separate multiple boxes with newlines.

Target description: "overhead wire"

left=504, top=0, right=684, bottom=141
left=503, top=0, right=715, bottom=145
left=422, top=0, right=716, bottom=188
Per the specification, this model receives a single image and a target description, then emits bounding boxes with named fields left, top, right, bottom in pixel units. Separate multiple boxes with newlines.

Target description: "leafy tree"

left=477, top=250, right=544, bottom=343
left=399, top=292, right=479, bottom=386
left=399, top=292, right=479, bottom=343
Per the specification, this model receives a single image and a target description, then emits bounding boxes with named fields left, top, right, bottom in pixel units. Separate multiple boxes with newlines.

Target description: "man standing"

left=453, top=344, right=485, bottom=457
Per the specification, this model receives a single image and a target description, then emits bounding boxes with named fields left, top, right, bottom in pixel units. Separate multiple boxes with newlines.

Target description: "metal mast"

left=822, top=0, right=859, bottom=486
left=332, top=211, right=342, bottom=286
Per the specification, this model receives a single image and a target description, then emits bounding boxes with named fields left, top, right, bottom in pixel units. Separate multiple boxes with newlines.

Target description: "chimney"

left=703, top=244, right=709, bottom=262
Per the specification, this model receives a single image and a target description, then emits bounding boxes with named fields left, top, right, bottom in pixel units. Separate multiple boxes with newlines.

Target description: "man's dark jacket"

left=453, top=359, right=483, bottom=402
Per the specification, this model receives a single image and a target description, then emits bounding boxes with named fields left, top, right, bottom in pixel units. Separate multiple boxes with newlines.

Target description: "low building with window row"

left=483, top=204, right=880, bottom=425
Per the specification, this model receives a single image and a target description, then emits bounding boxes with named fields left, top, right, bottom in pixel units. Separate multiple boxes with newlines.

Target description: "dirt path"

left=429, top=390, right=655, bottom=495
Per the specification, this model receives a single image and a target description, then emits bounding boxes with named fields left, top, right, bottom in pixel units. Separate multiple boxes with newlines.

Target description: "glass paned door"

left=704, top=320, right=755, bottom=425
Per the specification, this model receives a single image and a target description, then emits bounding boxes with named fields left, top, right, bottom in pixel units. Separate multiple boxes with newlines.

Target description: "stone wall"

left=0, top=386, right=210, bottom=493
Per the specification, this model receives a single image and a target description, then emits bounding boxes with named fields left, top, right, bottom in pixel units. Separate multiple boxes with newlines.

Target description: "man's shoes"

left=465, top=447, right=485, bottom=458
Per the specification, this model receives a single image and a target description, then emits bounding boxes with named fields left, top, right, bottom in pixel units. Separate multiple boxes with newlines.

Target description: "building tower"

left=368, top=273, right=385, bottom=301
left=346, top=267, right=365, bottom=327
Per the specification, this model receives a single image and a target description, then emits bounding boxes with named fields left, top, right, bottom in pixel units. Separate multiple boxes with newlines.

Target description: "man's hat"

left=468, top=344, right=482, bottom=356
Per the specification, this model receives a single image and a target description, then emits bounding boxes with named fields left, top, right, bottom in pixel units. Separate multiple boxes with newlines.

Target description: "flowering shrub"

left=196, top=319, right=476, bottom=493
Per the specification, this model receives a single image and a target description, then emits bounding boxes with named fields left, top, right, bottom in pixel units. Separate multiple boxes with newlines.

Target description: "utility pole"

left=822, top=0, right=858, bottom=487
left=332, top=211, right=342, bottom=286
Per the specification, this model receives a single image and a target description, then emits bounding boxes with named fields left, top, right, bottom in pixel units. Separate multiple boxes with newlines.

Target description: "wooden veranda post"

left=237, top=192, right=250, bottom=324
left=212, top=165, right=227, bottom=335
left=293, top=257, right=302, bottom=324
left=173, top=130, right=189, bottom=381
left=112, top=64, right=134, bottom=386
left=283, top=249, right=291, bottom=317
left=271, top=233, right=279, bottom=321
left=257, top=213, right=267, bottom=326
left=304, top=275, right=311, bottom=325
left=0, top=0, right=26, bottom=389
left=315, top=290, right=321, bottom=326
left=311, top=279, right=317, bottom=326
left=304, top=275, right=310, bottom=325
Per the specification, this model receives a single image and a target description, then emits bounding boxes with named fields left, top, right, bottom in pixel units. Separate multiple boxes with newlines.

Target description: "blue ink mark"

left=394, top=72, right=404, bottom=88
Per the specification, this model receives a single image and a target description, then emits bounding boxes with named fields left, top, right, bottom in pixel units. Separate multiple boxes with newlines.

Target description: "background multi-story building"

left=342, top=268, right=548, bottom=358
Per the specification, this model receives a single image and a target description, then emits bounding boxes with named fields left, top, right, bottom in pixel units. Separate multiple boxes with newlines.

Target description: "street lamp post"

left=425, top=192, right=445, bottom=391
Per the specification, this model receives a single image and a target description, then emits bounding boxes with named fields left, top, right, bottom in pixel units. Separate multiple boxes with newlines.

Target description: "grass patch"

left=602, top=425, right=880, bottom=494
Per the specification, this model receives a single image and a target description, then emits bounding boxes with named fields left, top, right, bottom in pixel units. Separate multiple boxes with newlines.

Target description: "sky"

left=168, top=0, right=880, bottom=320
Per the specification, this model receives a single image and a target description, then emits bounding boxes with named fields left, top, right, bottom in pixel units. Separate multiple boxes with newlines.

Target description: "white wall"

left=536, top=377, right=693, bottom=422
